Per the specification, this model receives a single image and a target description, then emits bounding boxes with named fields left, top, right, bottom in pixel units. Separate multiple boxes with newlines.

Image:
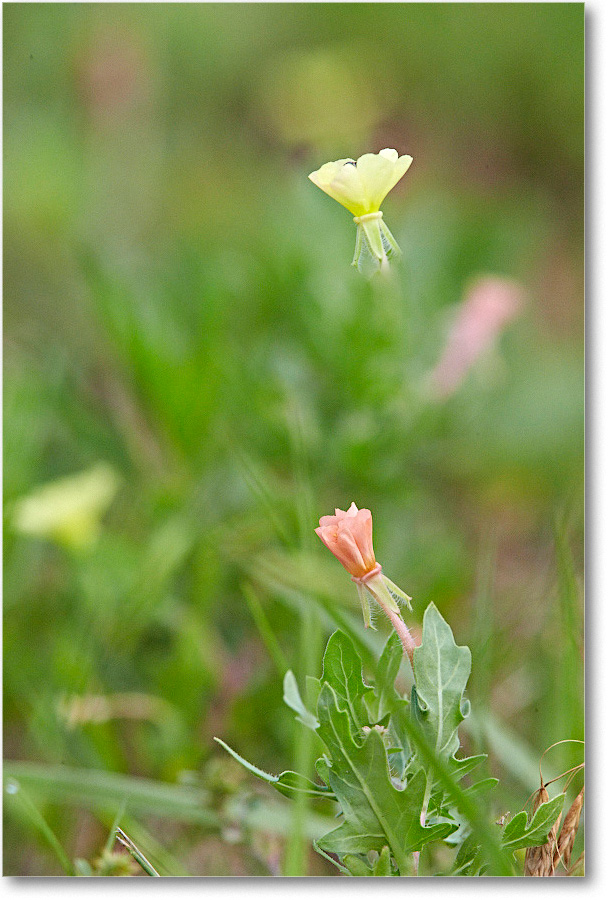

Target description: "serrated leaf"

left=214, top=738, right=333, bottom=800
left=315, top=755, right=332, bottom=788
left=428, top=762, right=495, bottom=820
left=283, top=670, right=319, bottom=730
left=411, top=603, right=472, bottom=762
left=315, top=683, right=455, bottom=871
left=321, top=631, right=374, bottom=731
left=386, top=705, right=513, bottom=874
left=369, top=631, right=404, bottom=721
left=501, top=794, right=565, bottom=850
left=449, top=754, right=488, bottom=782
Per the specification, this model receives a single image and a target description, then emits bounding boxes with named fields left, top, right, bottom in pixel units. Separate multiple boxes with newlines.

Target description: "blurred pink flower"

left=429, top=276, right=525, bottom=398
left=315, top=502, right=379, bottom=581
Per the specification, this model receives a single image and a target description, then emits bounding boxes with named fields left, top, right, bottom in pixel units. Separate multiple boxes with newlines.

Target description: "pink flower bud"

left=315, top=502, right=377, bottom=579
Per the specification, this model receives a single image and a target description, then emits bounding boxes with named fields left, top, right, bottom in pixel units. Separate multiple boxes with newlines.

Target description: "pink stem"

left=375, top=597, right=417, bottom=672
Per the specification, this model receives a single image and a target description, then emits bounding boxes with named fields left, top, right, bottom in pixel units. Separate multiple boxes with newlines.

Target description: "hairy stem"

left=375, top=595, right=417, bottom=672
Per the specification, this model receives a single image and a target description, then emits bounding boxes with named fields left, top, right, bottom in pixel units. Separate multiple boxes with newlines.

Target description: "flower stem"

left=364, top=573, right=417, bottom=671
left=378, top=598, right=417, bottom=671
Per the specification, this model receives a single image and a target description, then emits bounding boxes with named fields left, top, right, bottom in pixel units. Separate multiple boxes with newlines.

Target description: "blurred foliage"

left=4, top=2, right=583, bottom=876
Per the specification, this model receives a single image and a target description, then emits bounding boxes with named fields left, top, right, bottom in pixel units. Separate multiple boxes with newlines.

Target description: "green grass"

left=3, top=2, right=583, bottom=876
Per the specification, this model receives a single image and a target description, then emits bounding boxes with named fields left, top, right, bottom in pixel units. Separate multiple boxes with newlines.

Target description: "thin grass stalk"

left=283, top=403, right=321, bottom=876
left=5, top=781, right=75, bottom=876
left=115, top=827, right=160, bottom=876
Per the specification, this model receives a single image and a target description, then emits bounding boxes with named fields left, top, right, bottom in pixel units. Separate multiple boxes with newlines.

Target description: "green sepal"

left=365, top=574, right=401, bottom=615
left=355, top=582, right=375, bottom=630
left=383, top=576, right=413, bottom=611
left=359, top=217, right=385, bottom=261
left=351, top=218, right=402, bottom=277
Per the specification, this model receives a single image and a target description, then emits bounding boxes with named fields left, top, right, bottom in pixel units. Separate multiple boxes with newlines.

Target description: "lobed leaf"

left=320, top=631, right=374, bottom=731
left=501, top=794, right=565, bottom=851
left=412, top=603, right=472, bottom=763
left=315, top=682, right=455, bottom=870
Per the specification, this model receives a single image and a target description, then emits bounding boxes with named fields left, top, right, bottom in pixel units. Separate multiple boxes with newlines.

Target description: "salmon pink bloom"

left=315, top=503, right=417, bottom=666
left=315, top=502, right=378, bottom=580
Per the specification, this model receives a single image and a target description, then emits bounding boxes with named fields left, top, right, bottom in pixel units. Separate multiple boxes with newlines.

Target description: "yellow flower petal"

left=308, top=148, right=412, bottom=216
left=356, top=149, right=413, bottom=212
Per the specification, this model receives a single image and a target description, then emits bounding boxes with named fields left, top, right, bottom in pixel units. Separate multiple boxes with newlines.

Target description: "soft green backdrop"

left=4, top=2, right=583, bottom=876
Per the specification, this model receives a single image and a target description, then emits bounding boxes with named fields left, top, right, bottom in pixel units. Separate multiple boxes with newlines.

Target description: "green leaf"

left=342, top=854, right=374, bottom=876
left=386, top=712, right=513, bottom=875
left=427, top=756, right=491, bottom=819
left=342, top=845, right=393, bottom=876
left=448, top=754, right=488, bottom=782
left=464, top=777, right=499, bottom=798
left=370, top=631, right=404, bottom=720
left=214, top=738, right=333, bottom=800
left=4, top=761, right=219, bottom=828
left=312, top=841, right=351, bottom=875
left=321, top=631, right=373, bottom=732
left=411, top=603, right=472, bottom=762
left=371, top=845, right=393, bottom=876
left=306, top=675, right=322, bottom=712
left=315, top=683, right=455, bottom=872
left=283, top=670, right=319, bottom=731
left=115, top=827, right=160, bottom=876
left=367, top=631, right=411, bottom=778
left=501, top=794, right=565, bottom=850
left=452, top=833, right=486, bottom=876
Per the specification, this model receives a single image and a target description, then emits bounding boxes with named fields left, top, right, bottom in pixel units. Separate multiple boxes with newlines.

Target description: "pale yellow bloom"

left=308, top=149, right=413, bottom=276
left=13, top=463, right=120, bottom=550
left=308, top=148, right=412, bottom=217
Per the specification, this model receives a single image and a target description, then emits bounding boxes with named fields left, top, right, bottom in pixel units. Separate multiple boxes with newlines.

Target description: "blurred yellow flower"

left=308, top=149, right=413, bottom=276
left=12, top=463, right=120, bottom=551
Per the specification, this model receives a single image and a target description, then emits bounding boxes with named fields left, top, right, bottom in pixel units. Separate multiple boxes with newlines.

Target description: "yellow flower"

left=308, top=149, right=413, bottom=277
left=308, top=148, right=412, bottom=217
left=12, top=463, right=120, bottom=551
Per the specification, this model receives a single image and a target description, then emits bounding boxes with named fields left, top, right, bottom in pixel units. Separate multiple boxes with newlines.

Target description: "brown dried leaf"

left=524, top=784, right=561, bottom=877
left=554, top=787, right=584, bottom=871
left=567, top=850, right=584, bottom=876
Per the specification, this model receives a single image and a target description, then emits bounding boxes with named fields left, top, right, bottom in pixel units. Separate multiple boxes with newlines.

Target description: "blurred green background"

left=3, top=2, right=584, bottom=876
